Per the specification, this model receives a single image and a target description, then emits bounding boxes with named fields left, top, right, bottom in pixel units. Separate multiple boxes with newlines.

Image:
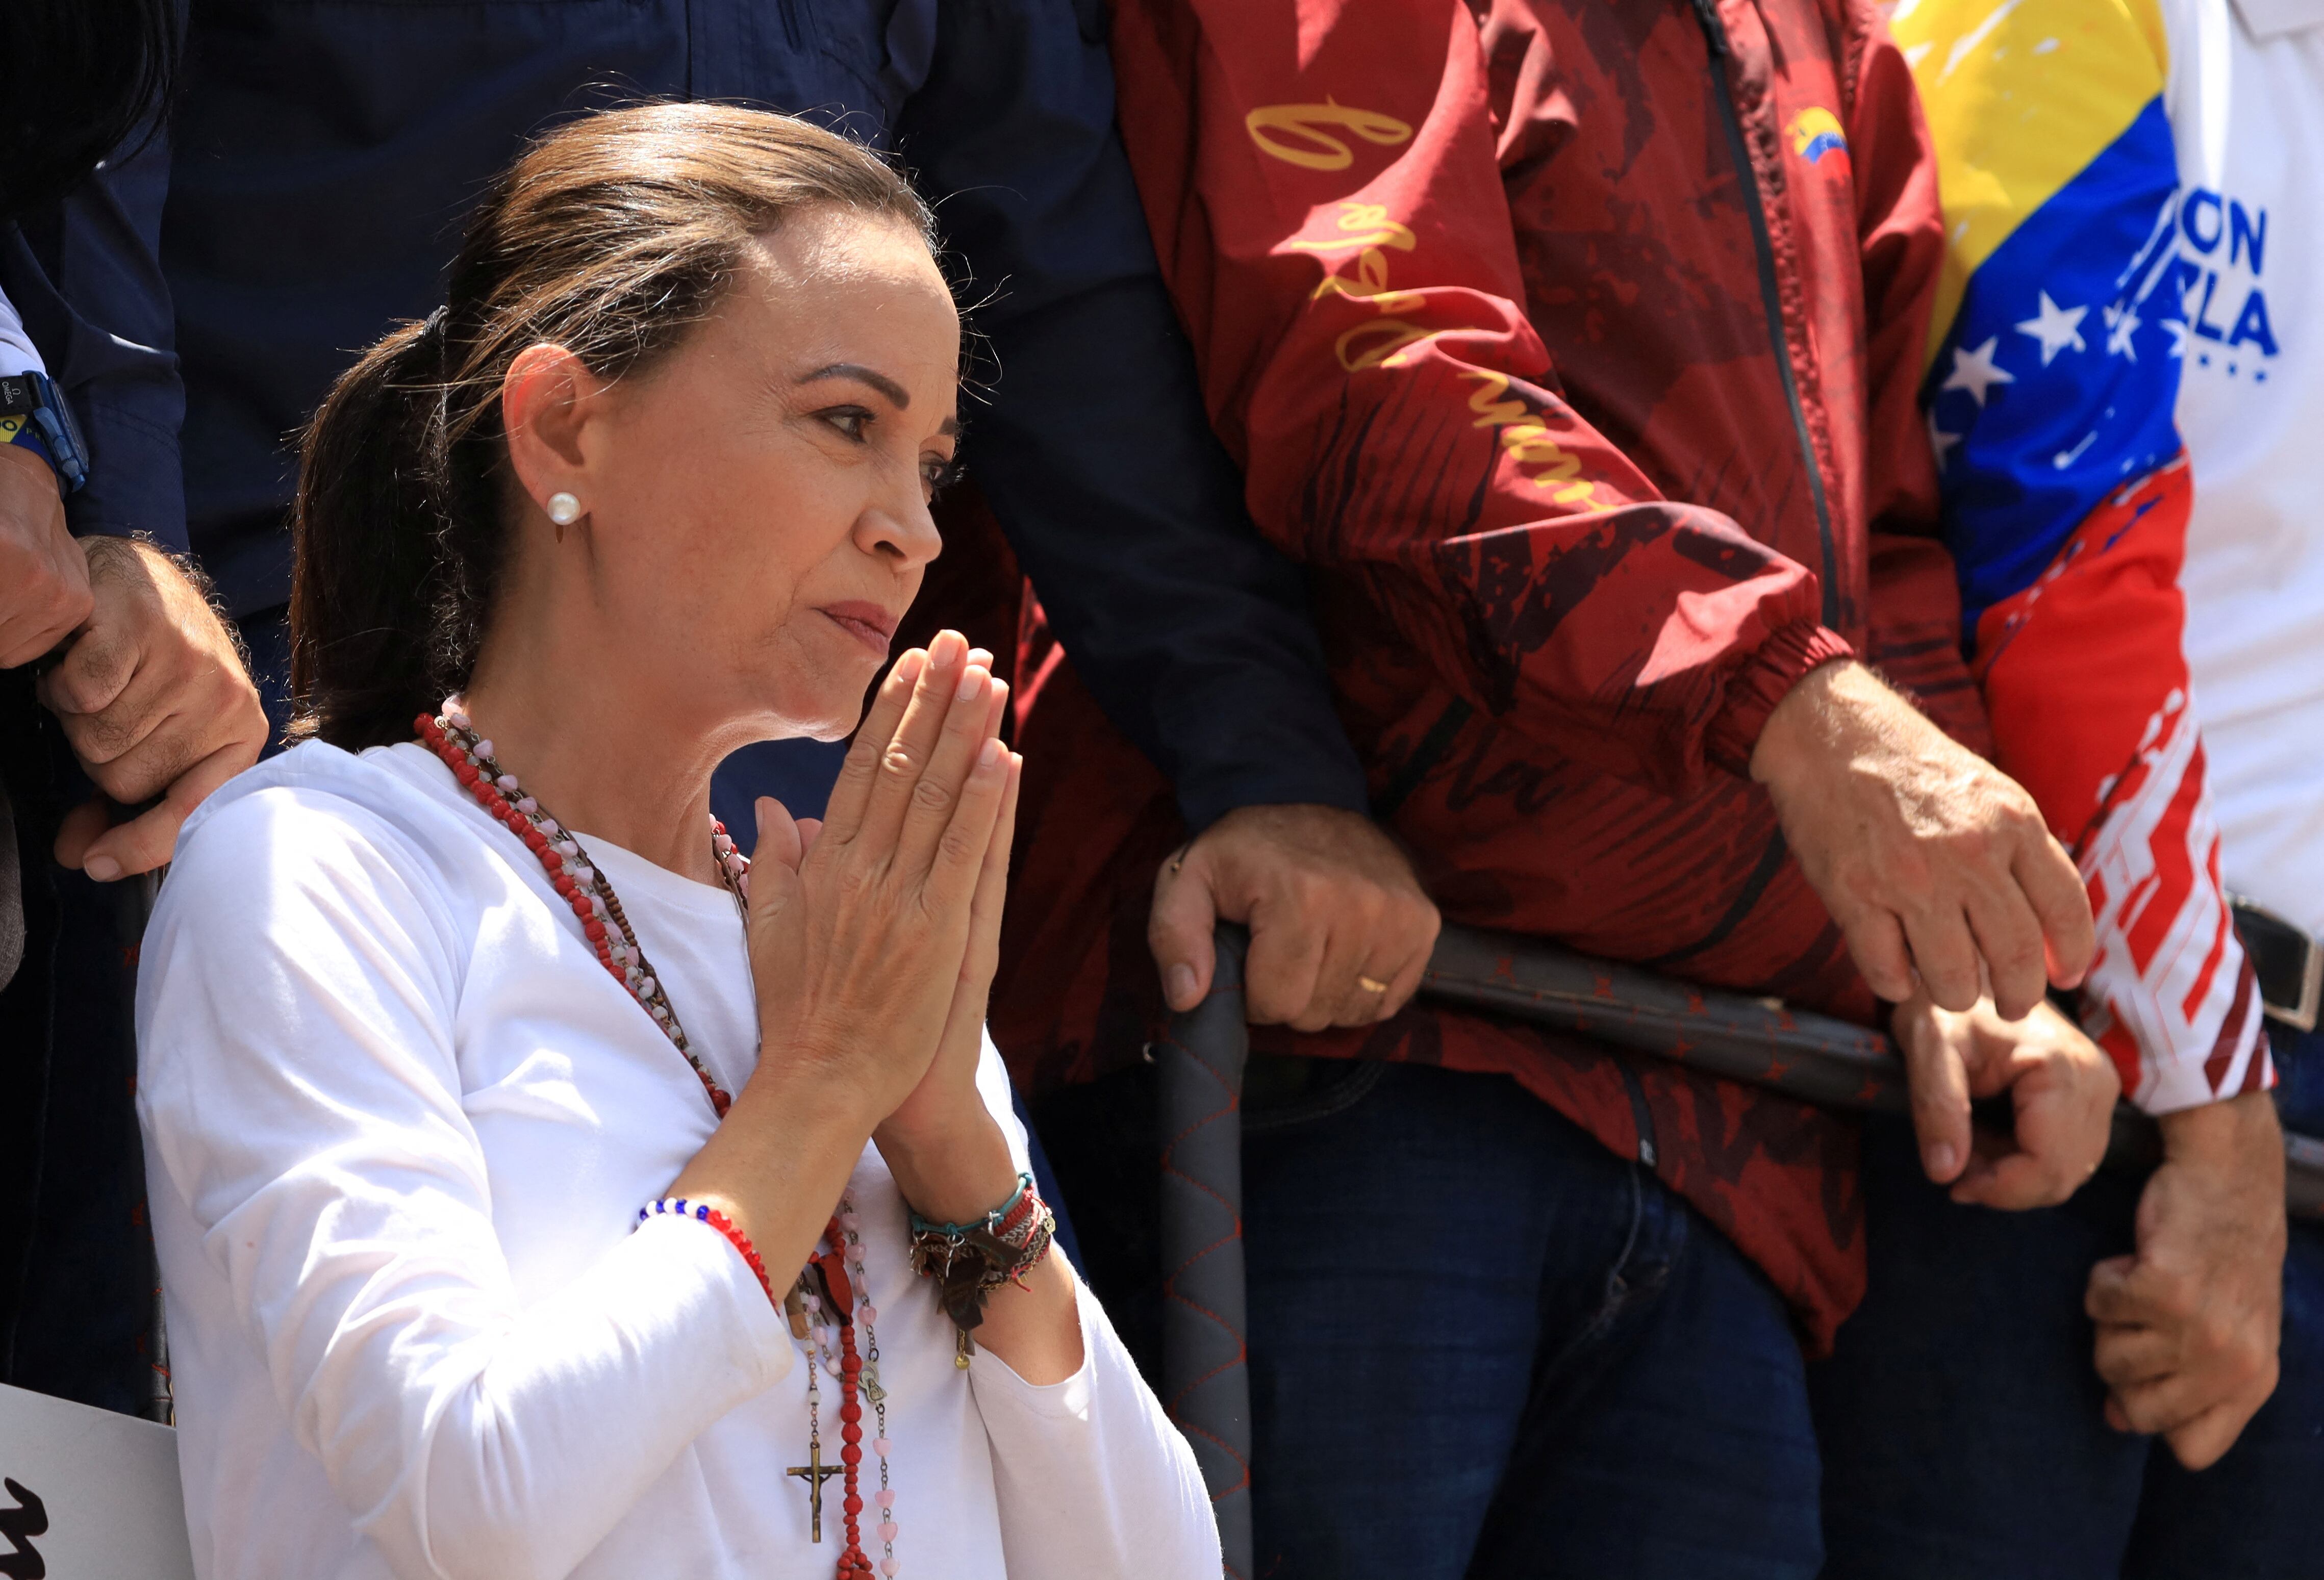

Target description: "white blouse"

left=135, top=741, right=1219, bottom=1580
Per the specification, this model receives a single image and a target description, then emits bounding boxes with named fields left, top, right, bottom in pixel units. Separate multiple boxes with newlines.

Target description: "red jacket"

left=994, top=0, right=1980, bottom=1347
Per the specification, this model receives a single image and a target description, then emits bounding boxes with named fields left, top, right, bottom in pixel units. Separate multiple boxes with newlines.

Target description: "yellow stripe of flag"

left=1892, top=0, right=2170, bottom=367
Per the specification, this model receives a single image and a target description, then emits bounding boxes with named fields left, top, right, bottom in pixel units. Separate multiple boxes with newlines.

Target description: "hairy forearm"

left=2157, top=1088, right=2286, bottom=1177
left=1748, top=659, right=1890, bottom=784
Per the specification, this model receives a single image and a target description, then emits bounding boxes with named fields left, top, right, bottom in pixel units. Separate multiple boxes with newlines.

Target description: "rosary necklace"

left=418, top=702, right=902, bottom=1579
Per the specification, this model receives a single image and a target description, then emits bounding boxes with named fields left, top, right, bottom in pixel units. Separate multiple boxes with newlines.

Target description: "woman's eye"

left=922, top=456, right=963, bottom=497
left=819, top=406, right=873, bottom=441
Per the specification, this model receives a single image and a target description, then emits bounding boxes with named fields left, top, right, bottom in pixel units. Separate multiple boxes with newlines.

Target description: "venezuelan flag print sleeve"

left=1896, top=0, right=2270, bottom=1111
left=1103, top=0, right=1854, bottom=798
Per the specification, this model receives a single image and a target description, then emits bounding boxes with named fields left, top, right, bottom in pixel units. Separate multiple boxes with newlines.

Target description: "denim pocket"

left=1243, top=1056, right=1390, bottom=1136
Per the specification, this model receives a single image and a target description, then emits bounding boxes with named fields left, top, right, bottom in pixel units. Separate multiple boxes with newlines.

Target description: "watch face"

left=0, top=374, right=36, bottom=416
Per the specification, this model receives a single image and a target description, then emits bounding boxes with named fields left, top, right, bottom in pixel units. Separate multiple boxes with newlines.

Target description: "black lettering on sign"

left=0, top=1478, right=46, bottom=1580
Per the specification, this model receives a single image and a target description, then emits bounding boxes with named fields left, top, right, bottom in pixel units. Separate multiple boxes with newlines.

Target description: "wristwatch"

left=0, top=370, right=89, bottom=493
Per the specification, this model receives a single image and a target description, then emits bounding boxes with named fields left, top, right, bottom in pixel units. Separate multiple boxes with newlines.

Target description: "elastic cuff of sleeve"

left=2127, top=1039, right=2278, bottom=1118
left=1705, top=622, right=1856, bottom=778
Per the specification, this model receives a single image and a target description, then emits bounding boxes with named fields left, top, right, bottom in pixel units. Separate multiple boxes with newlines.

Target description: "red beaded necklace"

left=416, top=702, right=900, bottom=1579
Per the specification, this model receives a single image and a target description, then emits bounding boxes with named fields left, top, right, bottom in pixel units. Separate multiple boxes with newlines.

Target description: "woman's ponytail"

left=288, top=311, right=465, bottom=751
left=285, top=103, right=931, bottom=750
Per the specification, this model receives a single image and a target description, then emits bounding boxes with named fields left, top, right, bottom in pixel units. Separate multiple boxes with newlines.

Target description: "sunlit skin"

left=473, top=208, right=958, bottom=880
left=461, top=204, right=1083, bottom=1384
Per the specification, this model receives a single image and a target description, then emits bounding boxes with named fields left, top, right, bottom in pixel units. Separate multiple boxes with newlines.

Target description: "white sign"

left=0, top=1384, right=194, bottom=1578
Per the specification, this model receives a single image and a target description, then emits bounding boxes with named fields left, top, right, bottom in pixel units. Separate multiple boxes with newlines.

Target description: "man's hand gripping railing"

left=1417, top=926, right=2324, bottom=1216
left=1155, top=923, right=2324, bottom=1576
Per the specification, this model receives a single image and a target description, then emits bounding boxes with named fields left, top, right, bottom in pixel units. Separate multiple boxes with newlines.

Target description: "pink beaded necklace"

left=417, top=701, right=903, bottom=1579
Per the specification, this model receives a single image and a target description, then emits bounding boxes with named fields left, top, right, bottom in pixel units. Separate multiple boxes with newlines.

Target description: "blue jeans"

left=1809, top=1025, right=2324, bottom=1579
left=1242, top=1060, right=1823, bottom=1580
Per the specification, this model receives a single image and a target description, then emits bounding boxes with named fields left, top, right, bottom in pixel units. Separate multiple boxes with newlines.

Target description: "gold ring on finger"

left=1356, top=974, right=1390, bottom=995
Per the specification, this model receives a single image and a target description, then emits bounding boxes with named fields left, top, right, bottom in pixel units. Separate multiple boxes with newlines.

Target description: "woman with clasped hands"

left=133, top=104, right=1217, bottom=1580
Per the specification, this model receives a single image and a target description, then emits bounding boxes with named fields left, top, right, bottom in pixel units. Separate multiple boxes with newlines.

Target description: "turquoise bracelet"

left=908, top=1171, right=1035, bottom=1238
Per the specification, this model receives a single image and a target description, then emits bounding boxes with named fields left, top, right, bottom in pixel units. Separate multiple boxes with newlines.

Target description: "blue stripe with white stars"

left=1926, top=96, right=2187, bottom=636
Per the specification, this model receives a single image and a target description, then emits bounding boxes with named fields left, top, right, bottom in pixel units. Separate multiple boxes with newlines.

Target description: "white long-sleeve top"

left=135, top=740, right=1219, bottom=1580
left=0, top=284, right=43, bottom=376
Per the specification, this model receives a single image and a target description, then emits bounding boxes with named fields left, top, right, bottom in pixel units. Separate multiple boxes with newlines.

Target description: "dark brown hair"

left=289, top=101, right=935, bottom=749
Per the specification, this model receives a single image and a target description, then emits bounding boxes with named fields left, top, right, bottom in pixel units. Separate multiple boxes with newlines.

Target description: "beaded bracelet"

left=906, top=1174, right=1056, bottom=1365
left=639, top=1197, right=777, bottom=1308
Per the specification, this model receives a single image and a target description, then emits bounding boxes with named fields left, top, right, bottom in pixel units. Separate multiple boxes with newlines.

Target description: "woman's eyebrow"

left=799, top=361, right=911, bottom=409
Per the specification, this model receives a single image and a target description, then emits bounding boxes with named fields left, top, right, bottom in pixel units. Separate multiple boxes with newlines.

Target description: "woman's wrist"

left=667, top=1062, right=876, bottom=1263
left=883, top=1109, right=1084, bottom=1385
left=876, top=1108, right=1021, bottom=1227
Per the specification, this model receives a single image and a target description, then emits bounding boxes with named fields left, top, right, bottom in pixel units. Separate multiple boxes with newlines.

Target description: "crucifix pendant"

left=787, top=1440, right=843, bottom=1542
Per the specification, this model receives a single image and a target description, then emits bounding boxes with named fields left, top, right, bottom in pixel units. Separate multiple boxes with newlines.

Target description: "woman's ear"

left=501, top=343, right=607, bottom=519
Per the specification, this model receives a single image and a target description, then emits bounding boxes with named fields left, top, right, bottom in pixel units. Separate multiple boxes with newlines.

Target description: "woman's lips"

left=819, top=602, right=897, bottom=656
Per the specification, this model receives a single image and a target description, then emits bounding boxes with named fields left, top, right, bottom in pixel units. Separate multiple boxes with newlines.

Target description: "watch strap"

left=1, top=411, right=58, bottom=473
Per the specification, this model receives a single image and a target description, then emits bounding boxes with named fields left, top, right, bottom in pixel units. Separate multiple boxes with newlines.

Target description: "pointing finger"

left=1896, top=998, right=1973, bottom=1185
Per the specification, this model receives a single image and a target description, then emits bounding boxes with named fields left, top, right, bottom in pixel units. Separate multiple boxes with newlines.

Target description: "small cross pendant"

left=787, top=1440, right=843, bottom=1542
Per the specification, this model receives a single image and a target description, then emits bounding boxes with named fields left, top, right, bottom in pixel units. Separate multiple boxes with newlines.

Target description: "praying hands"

left=672, top=631, right=1083, bottom=1386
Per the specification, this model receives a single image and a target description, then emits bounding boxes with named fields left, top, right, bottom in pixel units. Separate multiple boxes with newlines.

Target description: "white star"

left=2103, top=301, right=2141, bottom=361
left=1928, top=408, right=1962, bottom=469
left=2162, top=319, right=2189, bottom=358
left=2015, top=291, right=2088, bottom=365
left=1941, top=336, right=2017, bottom=406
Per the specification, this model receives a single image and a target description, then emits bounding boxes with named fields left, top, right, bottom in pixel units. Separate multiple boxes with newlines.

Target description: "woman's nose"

left=857, top=486, right=944, bottom=570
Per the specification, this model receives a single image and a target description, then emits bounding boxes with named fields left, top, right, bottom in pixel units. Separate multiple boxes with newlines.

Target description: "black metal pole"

left=1155, top=925, right=1253, bottom=1579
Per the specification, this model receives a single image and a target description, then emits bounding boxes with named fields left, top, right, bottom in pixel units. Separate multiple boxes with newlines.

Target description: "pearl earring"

left=546, top=492, right=582, bottom=526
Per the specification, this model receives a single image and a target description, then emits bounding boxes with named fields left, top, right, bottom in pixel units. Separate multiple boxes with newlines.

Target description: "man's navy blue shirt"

left=163, top=0, right=1366, bottom=830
